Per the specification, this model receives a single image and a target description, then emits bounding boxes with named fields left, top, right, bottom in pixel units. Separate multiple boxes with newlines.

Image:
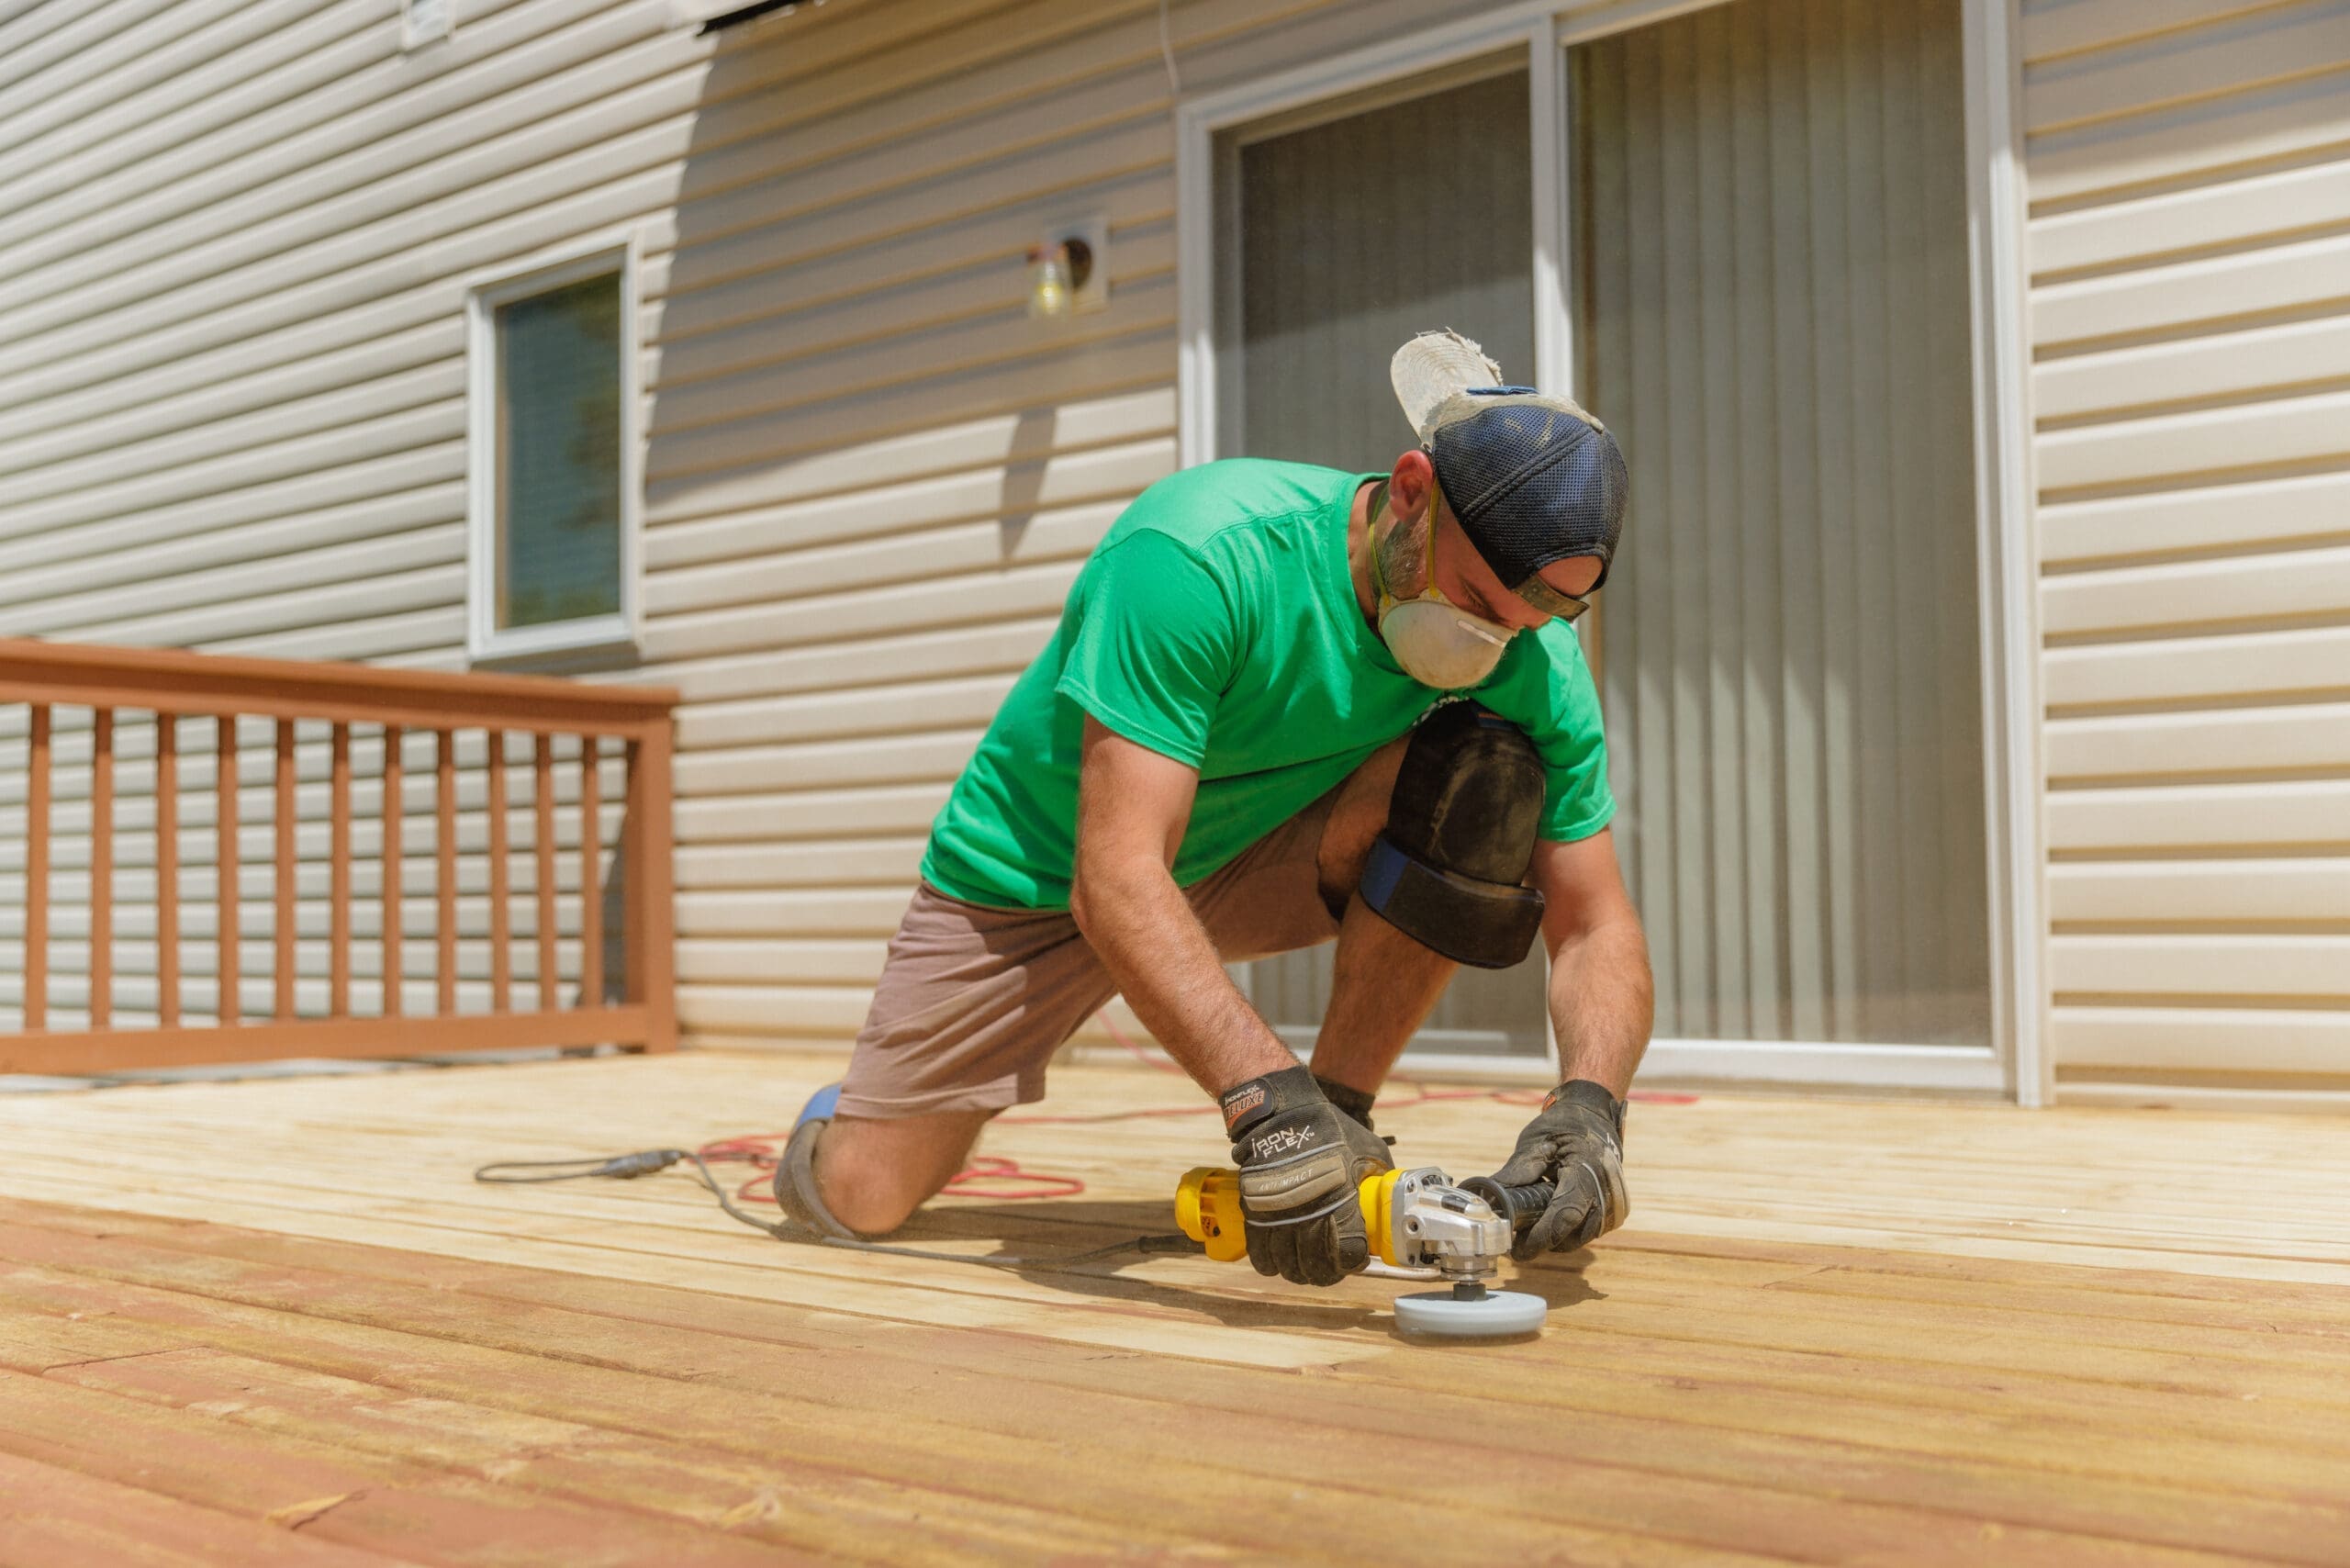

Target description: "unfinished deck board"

left=0, top=1445, right=431, bottom=1568
left=2, top=1210, right=2347, bottom=1565
left=0, top=1209, right=2332, bottom=1568
left=0, top=1052, right=2345, bottom=1564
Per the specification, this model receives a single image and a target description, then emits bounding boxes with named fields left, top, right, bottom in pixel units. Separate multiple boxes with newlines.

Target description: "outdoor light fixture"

left=1027, top=242, right=1080, bottom=318
left=1027, top=218, right=1109, bottom=318
left=401, top=0, right=452, bottom=49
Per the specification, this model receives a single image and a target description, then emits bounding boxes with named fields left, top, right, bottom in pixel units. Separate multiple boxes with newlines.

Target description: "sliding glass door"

left=1201, top=0, right=1993, bottom=1075
left=1572, top=0, right=1991, bottom=1051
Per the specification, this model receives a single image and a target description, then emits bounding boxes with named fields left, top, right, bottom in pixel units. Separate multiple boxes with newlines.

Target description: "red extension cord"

left=701, top=1012, right=1695, bottom=1204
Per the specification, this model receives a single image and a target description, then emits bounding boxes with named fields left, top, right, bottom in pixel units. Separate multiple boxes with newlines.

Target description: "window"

left=1572, top=0, right=1991, bottom=1050
left=466, top=241, right=640, bottom=664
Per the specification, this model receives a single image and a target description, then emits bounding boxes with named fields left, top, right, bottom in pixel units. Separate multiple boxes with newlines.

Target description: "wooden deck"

left=0, top=1051, right=2345, bottom=1565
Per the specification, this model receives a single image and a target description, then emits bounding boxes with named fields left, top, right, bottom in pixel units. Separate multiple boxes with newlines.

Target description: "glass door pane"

left=1215, top=59, right=1550, bottom=1060
left=1572, top=0, right=1992, bottom=1048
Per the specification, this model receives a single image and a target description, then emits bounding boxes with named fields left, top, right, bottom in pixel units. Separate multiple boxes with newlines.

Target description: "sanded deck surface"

left=0, top=1049, right=2345, bottom=1565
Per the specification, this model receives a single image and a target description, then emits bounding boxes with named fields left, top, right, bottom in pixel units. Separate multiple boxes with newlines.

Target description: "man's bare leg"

left=1304, top=738, right=1459, bottom=1099
left=1310, top=898, right=1459, bottom=1098
left=811, top=1109, right=992, bottom=1236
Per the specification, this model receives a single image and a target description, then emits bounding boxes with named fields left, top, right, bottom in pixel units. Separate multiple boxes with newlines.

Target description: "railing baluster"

left=90, top=710, right=112, bottom=1030
left=624, top=722, right=677, bottom=1052
left=330, top=721, right=350, bottom=1018
left=217, top=716, right=239, bottom=1025
left=620, top=737, right=641, bottom=1028
left=488, top=728, right=510, bottom=1013
left=382, top=724, right=401, bottom=1019
left=24, top=704, right=48, bottom=1031
left=275, top=720, right=295, bottom=1020
left=156, top=714, right=179, bottom=1028
left=436, top=730, right=456, bottom=1016
left=579, top=736, right=602, bottom=1010
left=535, top=733, right=556, bottom=1010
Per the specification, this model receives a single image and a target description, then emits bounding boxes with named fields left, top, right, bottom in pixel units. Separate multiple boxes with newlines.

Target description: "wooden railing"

left=0, top=639, right=677, bottom=1075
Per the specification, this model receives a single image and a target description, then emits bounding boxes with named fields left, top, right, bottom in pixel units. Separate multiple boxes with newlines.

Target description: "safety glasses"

left=1508, top=574, right=1595, bottom=623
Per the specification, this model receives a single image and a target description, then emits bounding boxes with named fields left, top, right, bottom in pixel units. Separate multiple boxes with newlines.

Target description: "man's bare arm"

left=1530, top=830, right=1653, bottom=1096
left=1067, top=717, right=1295, bottom=1096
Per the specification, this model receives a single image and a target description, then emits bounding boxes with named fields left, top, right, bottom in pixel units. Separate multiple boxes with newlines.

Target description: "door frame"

left=1173, top=0, right=2043, bottom=1099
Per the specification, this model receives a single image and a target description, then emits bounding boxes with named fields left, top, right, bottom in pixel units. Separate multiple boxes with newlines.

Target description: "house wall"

left=6, top=0, right=2344, bottom=1094
left=0, top=0, right=1528, bottom=1047
left=2019, top=0, right=2350, bottom=1099
left=0, top=0, right=741, bottom=1028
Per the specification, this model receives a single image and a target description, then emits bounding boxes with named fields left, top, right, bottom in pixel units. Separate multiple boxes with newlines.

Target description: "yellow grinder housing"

left=1175, top=1166, right=1407, bottom=1267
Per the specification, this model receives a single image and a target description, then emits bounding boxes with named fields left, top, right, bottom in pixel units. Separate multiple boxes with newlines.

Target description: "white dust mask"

left=1369, top=480, right=1516, bottom=689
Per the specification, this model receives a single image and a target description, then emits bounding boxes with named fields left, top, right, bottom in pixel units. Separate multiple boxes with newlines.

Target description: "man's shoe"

left=774, top=1083, right=861, bottom=1239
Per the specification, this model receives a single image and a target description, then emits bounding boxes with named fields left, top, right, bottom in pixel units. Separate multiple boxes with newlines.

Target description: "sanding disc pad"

left=1392, top=1288, right=1548, bottom=1340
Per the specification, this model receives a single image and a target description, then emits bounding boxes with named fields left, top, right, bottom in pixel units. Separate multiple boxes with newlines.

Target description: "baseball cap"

left=1390, top=330, right=1628, bottom=609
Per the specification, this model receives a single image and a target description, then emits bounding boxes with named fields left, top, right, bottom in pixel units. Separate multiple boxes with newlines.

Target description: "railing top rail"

left=0, top=638, right=677, bottom=736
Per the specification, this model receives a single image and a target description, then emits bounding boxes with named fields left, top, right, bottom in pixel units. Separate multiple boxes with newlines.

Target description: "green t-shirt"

left=921, top=458, right=1614, bottom=910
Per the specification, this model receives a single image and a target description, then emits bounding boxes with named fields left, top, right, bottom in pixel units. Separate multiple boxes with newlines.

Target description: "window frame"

left=464, top=232, right=644, bottom=666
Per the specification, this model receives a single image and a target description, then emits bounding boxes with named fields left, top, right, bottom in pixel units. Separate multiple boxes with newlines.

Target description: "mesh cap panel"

left=1430, top=396, right=1628, bottom=593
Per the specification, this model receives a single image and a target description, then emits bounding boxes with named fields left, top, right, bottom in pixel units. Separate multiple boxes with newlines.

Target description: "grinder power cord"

left=476, top=1146, right=1196, bottom=1272
left=476, top=1140, right=1561, bottom=1338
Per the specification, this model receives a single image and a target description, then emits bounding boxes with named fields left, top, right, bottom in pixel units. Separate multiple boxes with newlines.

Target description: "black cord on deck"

left=471, top=1148, right=1202, bottom=1271
left=475, top=1149, right=689, bottom=1182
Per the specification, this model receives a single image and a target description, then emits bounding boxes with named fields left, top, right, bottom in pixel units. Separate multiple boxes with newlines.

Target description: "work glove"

left=1312, top=1072, right=1379, bottom=1134
left=1487, top=1080, right=1629, bottom=1260
left=1221, top=1065, right=1394, bottom=1287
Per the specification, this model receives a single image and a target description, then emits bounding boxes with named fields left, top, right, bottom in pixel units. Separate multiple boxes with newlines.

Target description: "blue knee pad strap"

left=774, top=1084, right=862, bottom=1240
left=795, top=1081, right=842, bottom=1127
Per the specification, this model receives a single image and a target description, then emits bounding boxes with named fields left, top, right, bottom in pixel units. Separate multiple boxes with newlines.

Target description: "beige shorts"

left=838, top=793, right=1344, bottom=1120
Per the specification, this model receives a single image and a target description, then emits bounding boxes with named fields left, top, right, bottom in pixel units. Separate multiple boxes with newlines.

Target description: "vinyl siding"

left=0, top=0, right=1529, bottom=1050
left=2021, top=0, right=2350, bottom=1093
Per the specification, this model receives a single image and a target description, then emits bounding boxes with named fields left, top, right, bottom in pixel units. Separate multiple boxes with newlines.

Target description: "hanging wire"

left=1158, top=0, right=1181, bottom=97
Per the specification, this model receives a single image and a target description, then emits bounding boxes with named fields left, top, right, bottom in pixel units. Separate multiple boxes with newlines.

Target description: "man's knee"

left=1342, top=702, right=1549, bottom=969
left=811, top=1110, right=989, bottom=1236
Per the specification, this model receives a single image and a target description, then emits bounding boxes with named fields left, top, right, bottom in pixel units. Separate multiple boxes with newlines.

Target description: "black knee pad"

left=1360, top=702, right=1547, bottom=969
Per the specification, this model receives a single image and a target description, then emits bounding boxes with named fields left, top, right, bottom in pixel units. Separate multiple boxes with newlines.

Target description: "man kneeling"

left=778, top=333, right=1654, bottom=1283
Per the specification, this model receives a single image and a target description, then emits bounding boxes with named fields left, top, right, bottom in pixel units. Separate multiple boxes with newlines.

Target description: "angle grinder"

left=1175, top=1165, right=1555, bottom=1339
